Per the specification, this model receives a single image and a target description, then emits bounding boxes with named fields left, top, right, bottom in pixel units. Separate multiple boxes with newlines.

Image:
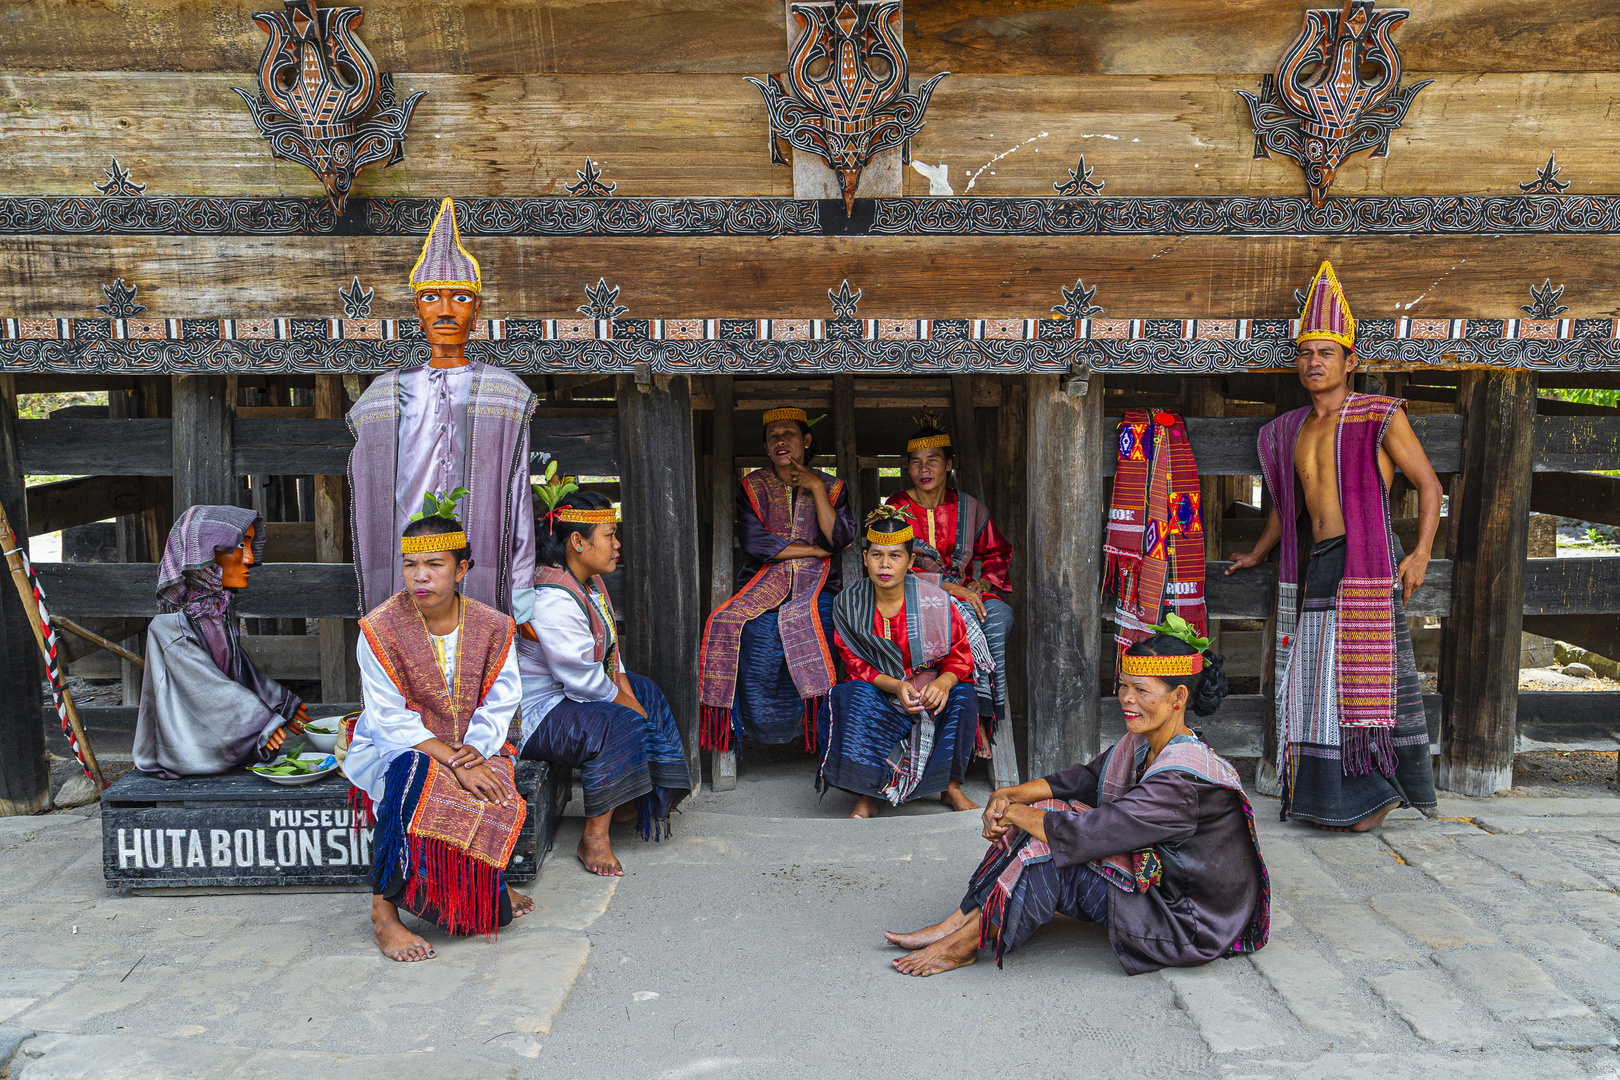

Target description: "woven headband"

left=906, top=433, right=952, bottom=452
left=763, top=407, right=808, bottom=425
left=1120, top=653, right=1204, bottom=678
left=401, top=531, right=468, bottom=555
left=556, top=507, right=618, bottom=525
left=866, top=525, right=914, bottom=545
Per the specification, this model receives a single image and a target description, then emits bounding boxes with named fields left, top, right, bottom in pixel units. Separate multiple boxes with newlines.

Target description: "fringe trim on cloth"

left=1341, top=726, right=1398, bottom=779
left=635, top=786, right=679, bottom=843
left=348, top=785, right=375, bottom=829
left=400, top=834, right=507, bottom=938
left=700, top=699, right=821, bottom=753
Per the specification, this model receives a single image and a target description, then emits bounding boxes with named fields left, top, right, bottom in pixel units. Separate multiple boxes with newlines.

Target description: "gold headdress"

left=1119, top=614, right=1211, bottom=678
left=401, top=487, right=469, bottom=554
left=763, top=407, right=809, bottom=426
left=906, top=408, right=951, bottom=453
left=533, top=460, right=619, bottom=535
left=1296, top=259, right=1354, bottom=350
left=410, top=197, right=482, bottom=295
left=864, top=505, right=914, bottom=546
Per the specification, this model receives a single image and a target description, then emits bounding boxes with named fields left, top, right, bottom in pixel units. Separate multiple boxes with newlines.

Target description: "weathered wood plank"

left=171, top=375, right=235, bottom=510
left=707, top=374, right=737, bottom=792
left=1522, top=614, right=1620, bottom=666
left=0, top=375, right=49, bottom=814
left=1531, top=472, right=1620, bottom=528
left=16, top=419, right=172, bottom=476
left=907, top=0, right=1620, bottom=76
left=7, top=235, right=1620, bottom=320
left=1439, top=370, right=1534, bottom=796
left=0, top=73, right=788, bottom=198
left=905, top=73, right=1620, bottom=199
left=34, top=561, right=362, bottom=619
left=617, top=375, right=702, bottom=796
left=0, top=0, right=787, bottom=74
left=1026, top=373, right=1105, bottom=774
left=1516, top=691, right=1620, bottom=747
left=1533, top=417, right=1620, bottom=472
left=1101, top=416, right=1464, bottom=477
left=24, top=475, right=164, bottom=536
left=7, top=72, right=1620, bottom=199
left=1526, top=557, right=1620, bottom=616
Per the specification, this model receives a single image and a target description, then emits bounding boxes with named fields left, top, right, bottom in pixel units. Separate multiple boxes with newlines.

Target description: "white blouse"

left=342, top=625, right=523, bottom=802
left=516, top=585, right=619, bottom=747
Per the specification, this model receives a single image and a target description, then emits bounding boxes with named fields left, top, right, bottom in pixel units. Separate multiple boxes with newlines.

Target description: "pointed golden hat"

left=410, top=197, right=482, bottom=294
left=1296, top=260, right=1355, bottom=350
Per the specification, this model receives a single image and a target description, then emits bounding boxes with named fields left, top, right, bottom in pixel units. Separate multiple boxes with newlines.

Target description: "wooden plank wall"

left=4, top=2, right=1620, bottom=317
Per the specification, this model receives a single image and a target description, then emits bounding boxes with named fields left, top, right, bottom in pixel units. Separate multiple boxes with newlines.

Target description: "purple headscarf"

left=156, top=505, right=265, bottom=674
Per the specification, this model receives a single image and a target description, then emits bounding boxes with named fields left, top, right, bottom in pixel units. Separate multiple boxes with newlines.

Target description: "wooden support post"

left=950, top=374, right=985, bottom=499
left=1439, top=370, right=1535, bottom=796
left=1025, top=373, right=1105, bottom=776
left=1181, top=376, right=1225, bottom=656
left=707, top=375, right=737, bottom=791
left=618, top=374, right=703, bottom=797
left=993, top=375, right=1029, bottom=773
left=171, top=375, right=237, bottom=512
left=315, top=376, right=359, bottom=704
left=0, top=375, right=49, bottom=814
left=833, top=374, right=862, bottom=590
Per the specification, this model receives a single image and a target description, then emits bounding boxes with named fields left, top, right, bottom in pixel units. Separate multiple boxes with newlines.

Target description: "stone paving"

left=4, top=779, right=1620, bottom=1078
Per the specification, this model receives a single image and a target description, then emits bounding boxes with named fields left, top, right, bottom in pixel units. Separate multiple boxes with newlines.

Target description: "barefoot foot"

left=850, top=795, right=883, bottom=820
left=885, top=908, right=973, bottom=950
left=577, top=834, right=623, bottom=877
left=508, top=886, right=535, bottom=917
left=892, top=921, right=980, bottom=977
left=1350, top=801, right=1401, bottom=832
left=372, top=906, right=435, bottom=962
left=942, top=781, right=980, bottom=812
left=612, top=804, right=638, bottom=825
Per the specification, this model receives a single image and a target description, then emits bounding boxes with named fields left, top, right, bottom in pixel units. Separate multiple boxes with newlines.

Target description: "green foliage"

left=1542, top=387, right=1620, bottom=408
left=408, top=486, right=470, bottom=523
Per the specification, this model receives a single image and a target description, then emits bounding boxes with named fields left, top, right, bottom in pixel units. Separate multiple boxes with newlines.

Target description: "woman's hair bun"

left=1191, top=650, right=1228, bottom=717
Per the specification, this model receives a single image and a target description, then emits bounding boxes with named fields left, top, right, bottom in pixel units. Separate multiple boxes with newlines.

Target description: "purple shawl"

left=156, top=505, right=264, bottom=674
left=1257, top=394, right=1403, bottom=729
left=347, top=362, right=537, bottom=617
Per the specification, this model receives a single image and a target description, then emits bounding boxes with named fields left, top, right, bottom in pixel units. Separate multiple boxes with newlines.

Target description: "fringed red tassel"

left=700, top=705, right=732, bottom=752
left=801, top=696, right=822, bottom=752
left=979, top=886, right=1009, bottom=968
left=348, top=785, right=375, bottom=829
left=401, top=835, right=504, bottom=938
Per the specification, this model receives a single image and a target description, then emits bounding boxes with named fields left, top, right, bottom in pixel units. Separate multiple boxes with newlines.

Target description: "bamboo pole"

left=0, top=499, right=106, bottom=789
left=53, top=617, right=145, bottom=669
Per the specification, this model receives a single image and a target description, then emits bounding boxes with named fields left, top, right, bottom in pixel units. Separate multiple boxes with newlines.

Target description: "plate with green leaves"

left=251, top=742, right=340, bottom=786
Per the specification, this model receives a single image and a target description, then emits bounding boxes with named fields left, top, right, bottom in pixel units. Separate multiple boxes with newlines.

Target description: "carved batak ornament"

left=233, top=0, right=425, bottom=213
left=1237, top=1, right=1431, bottom=206
left=748, top=1, right=948, bottom=214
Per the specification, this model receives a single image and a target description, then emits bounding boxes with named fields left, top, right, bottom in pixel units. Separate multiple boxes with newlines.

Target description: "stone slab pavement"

left=6, top=762, right=1620, bottom=1078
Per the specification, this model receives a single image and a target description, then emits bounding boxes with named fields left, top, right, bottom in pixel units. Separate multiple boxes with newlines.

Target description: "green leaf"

left=421, top=492, right=437, bottom=519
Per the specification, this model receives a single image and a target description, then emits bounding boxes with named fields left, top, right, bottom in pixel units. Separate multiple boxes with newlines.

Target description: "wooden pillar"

left=950, top=374, right=985, bottom=499
left=1181, top=376, right=1225, bottom=656
left=833, top=374, right=862, bottom=589
left=172, top=375, right=237, bottom=512
left=707, top=375, right=737, bottom=791
left=994, top=376, right=1029, bottom=733
left=1439, top=370, right=1535, bottom=796
left=315, top=376, right=360, bottom=703
left=0, top=375, right=49, bottom=815
left=1025, top=373, right=1105, bottom=776
left=618, top=374, right=703, bottom=795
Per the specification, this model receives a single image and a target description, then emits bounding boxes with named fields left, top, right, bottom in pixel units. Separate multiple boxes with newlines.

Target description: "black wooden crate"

left=103, top=760, right=569, bottom=889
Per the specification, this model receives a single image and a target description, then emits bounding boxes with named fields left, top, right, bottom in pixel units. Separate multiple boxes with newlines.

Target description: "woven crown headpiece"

left=864, top=505, right=914, bottom=546
left=401, top=487, right=469, bottom=554
left=1119, top=613, right=1210, bottom=677
left=410, top=197, right=482, bottom=295
left=533, top=460, right=618, bottom=534
left=763, top=407, right=808, bottom=426
left=906, top=408, right=952, bottom=453
left=1296, top=259, right=1354, bottom=350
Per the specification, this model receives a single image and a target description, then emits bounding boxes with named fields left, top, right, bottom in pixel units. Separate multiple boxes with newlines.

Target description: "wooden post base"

left=711, top=748, right=737, bottom=792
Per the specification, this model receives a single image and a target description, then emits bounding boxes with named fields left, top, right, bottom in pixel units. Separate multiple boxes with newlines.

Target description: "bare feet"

left=942, top=780, right=980, bottom=812
left=1351, top=801, right=1401, bottom=832
left=850, top=795, right=883, bottom=819
left=508, top=886, right=534, bottom=917
left=612, top=804, right=638, bottom=825
left=885, top=908, right=973, bottom=950
left=372, top=898, right=435, bottom=962
left=893, top=917, right=980, bottom=977
left=577, top=834, right=623, bottom=877
left=974, top=721, right=993, bottom=759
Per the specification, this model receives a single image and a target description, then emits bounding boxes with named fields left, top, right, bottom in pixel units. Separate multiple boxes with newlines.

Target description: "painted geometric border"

left=7, top=194, right=1620, bottom=237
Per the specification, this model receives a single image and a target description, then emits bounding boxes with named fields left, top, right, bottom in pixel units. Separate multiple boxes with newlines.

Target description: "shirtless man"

left=1227, top=261, right=1441, bottom=830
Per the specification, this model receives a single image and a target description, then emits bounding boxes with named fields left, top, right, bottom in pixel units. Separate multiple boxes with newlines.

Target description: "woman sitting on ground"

left=888, top=620, right=1269, bottom=976
left=818, top=506, right=980, bottom=819
left=886, top=415, right=1015, bottom=751
left=516, top=470, right=691, bottom=877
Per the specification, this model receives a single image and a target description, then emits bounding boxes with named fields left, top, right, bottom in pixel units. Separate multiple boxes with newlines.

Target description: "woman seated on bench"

left=887, top=622, right=1270, bottom=976
left=134, top=505, right=310, bottom=778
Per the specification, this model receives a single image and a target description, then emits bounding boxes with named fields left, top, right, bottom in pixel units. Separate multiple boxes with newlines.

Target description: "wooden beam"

left=1439, top=370, right=1535, bottom=796
left=34, top=562, right=361, bottom=619
left=1531, top=472, right=1620, bottom=527
left=1522, top=614, right=1620, bottom=665
left=1025, top=373, right=1105, bottom=775
left=0, top=374, right=49, bottom=814
left=1182, top=376, right=1225, bottom=655
left=707, top=375, right=736, bottom=792
left=617, top=374, right=703, bottom=798
left=949, top=374, right=986, bottom=500
left=313, top=375, right=359, bottom=705
left=171, top=375, right=235, bottom=512
left=10, top=234, right=1620, bottom=320
left=15, top=419, right=171, bottom=476
left=832, top=374, right=862, bottom=592
left=24, top=475, right=164, bottom=536
left=1533, top=417, right=1620, bottom=472
left=994, top=375, right=1029, bottom=733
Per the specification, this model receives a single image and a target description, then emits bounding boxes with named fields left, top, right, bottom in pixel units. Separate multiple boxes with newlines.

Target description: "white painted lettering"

left=269, top=810, right=286, bottom=827
left=358, top=828, right=373, bottom=865
left=298, top=830, right=321, bottom=866
left=275, top=830, right=296, bottom=866
left=326, top=829, right=349, bottom=865
left=320, top=809, right=333, bottom=828
left=142, top=830, right=166, bottom=869
left=234, top=829, right=253, bottom=866
left=211, top=830, right=232, bottom=867
left=186, top=830, right=206, bottom=867
left=118, top=828, right=141, bottom=869
left=255, top=829, right=274, bottom=867
left=166, top=828, right=186, bottom=867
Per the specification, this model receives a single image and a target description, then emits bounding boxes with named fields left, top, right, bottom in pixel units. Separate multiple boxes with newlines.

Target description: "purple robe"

left=348, top=362, right=537, bottom=620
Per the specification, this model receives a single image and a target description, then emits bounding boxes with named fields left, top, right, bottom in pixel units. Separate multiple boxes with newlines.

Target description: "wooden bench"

left=101, top=759, right=569, bottom=890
